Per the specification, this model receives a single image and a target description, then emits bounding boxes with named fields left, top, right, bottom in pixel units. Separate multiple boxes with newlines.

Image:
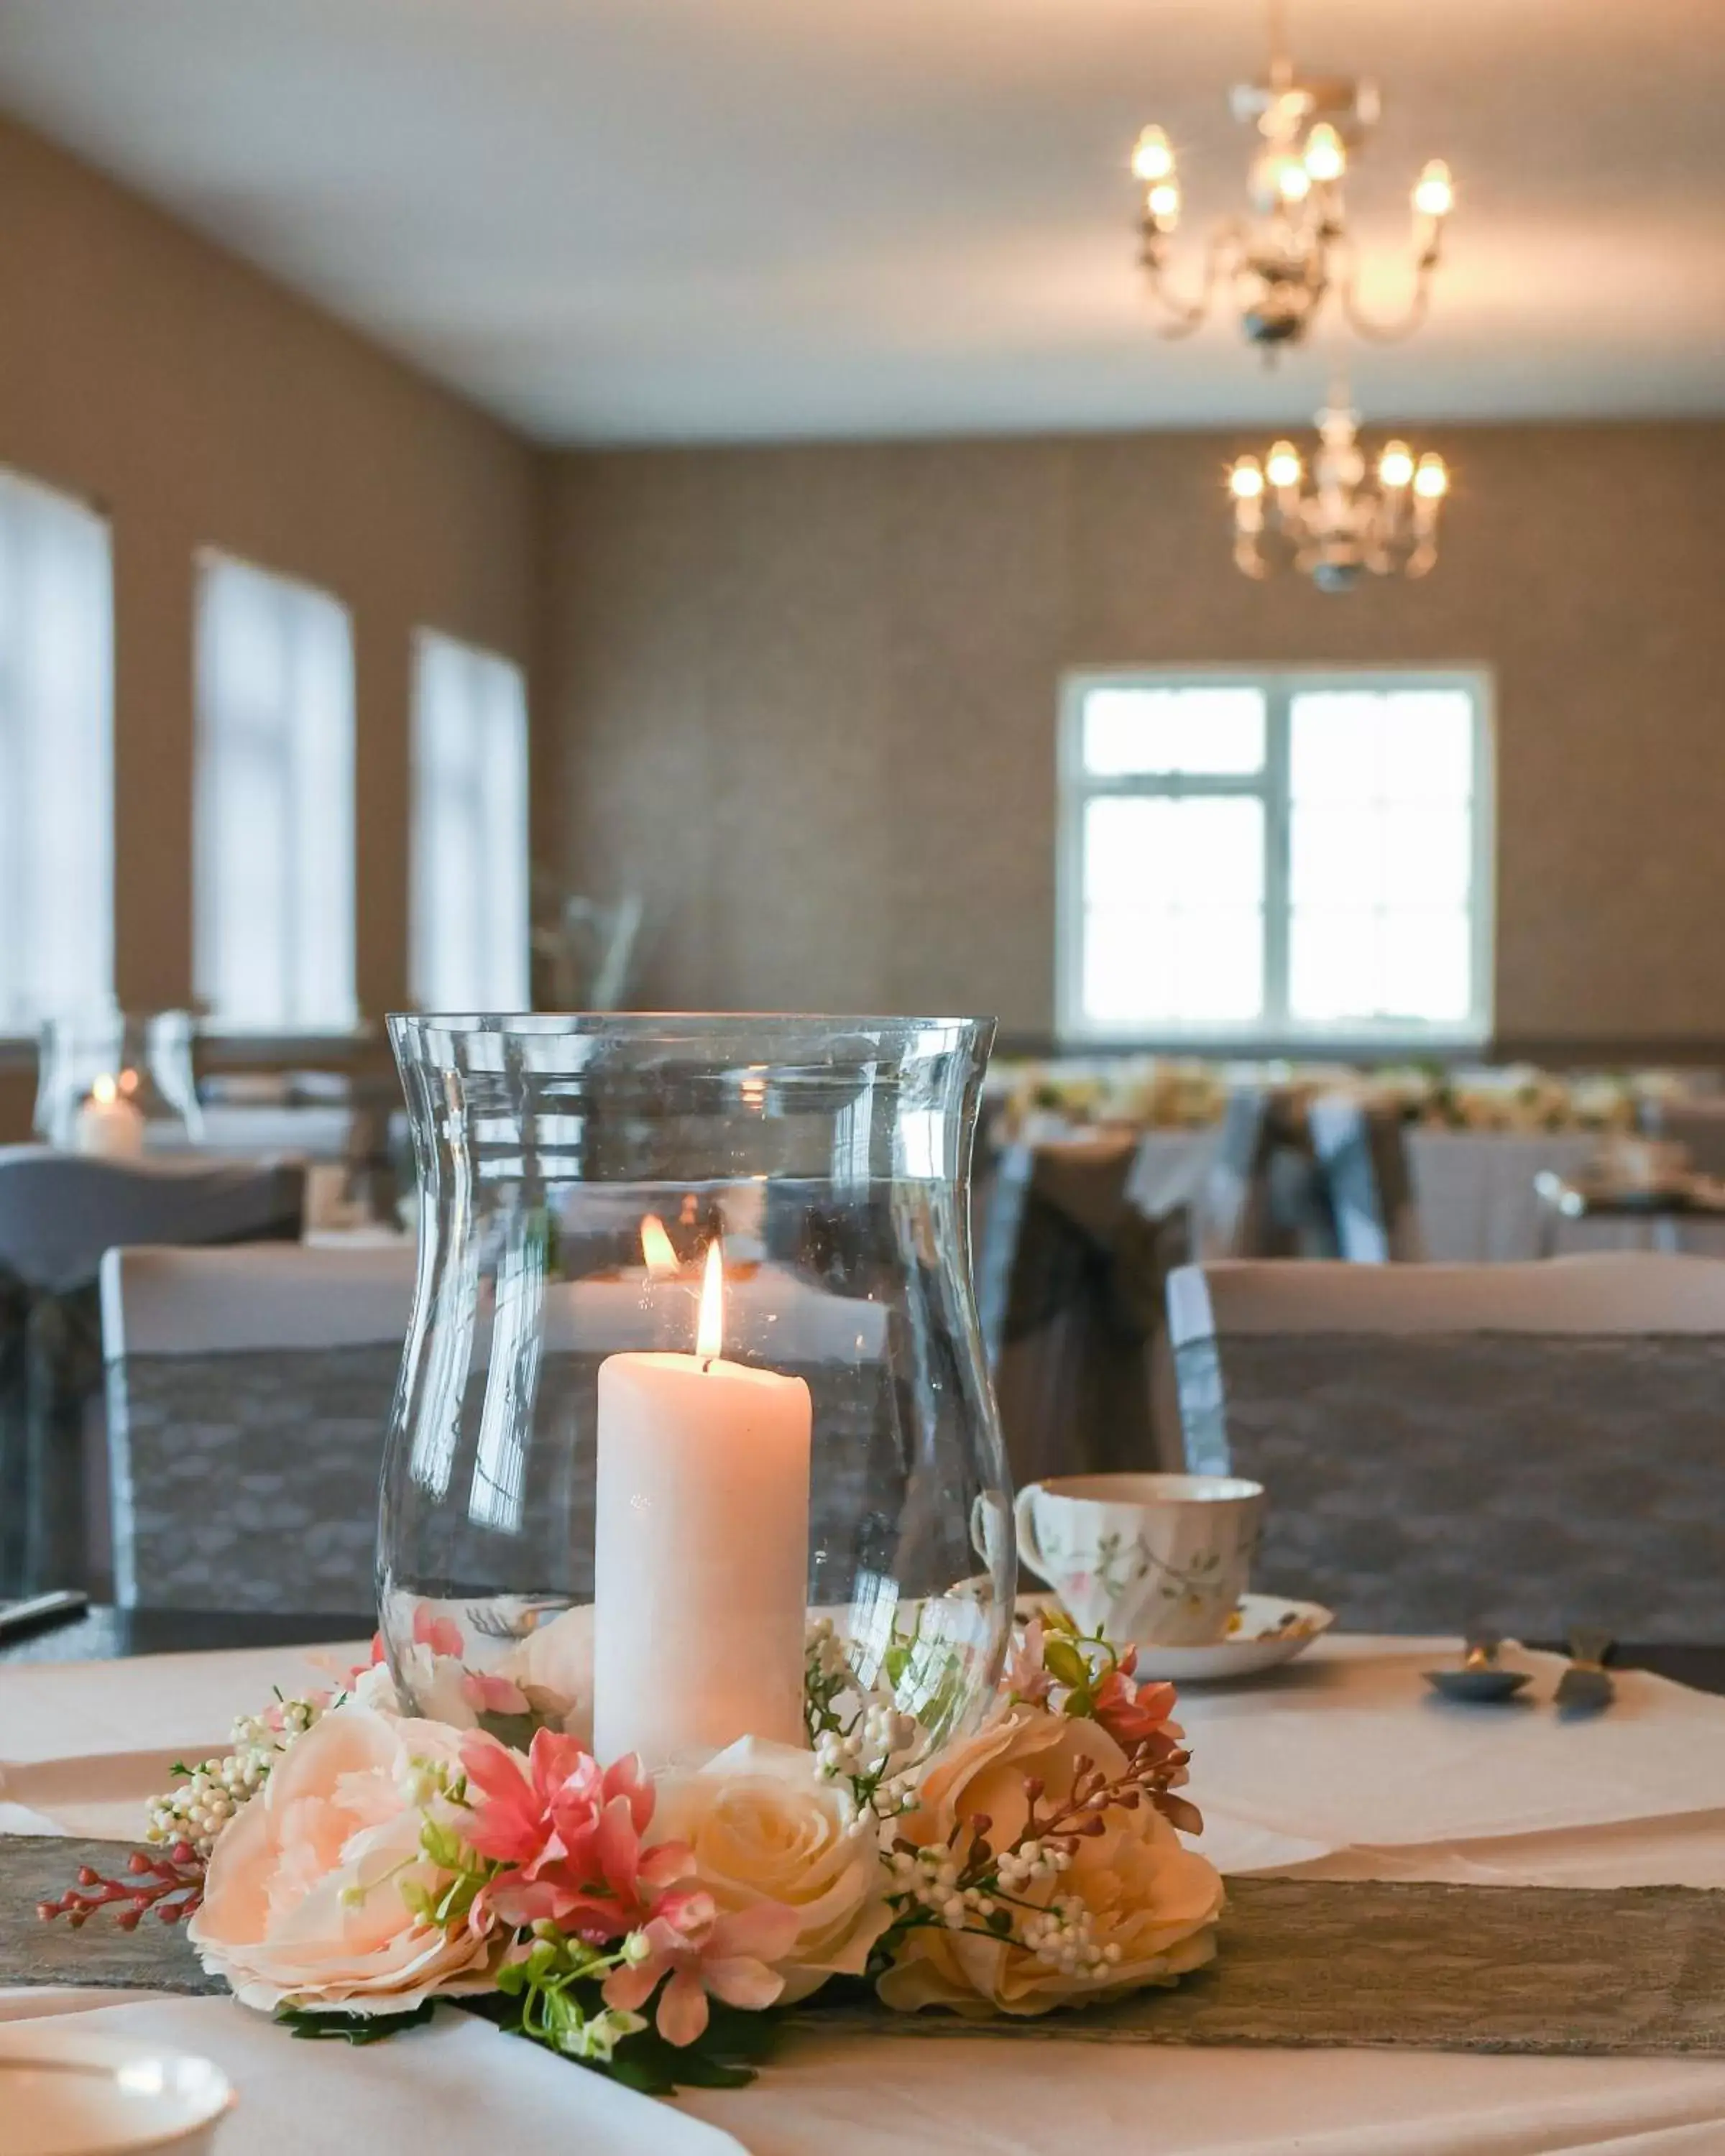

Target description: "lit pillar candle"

left=73, top=1072, right=145, bottom=1159
left=592, top=1240, right=812, bottom=1767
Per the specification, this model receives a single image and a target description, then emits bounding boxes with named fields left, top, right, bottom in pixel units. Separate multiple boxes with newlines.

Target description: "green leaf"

left=1042, top=1639, right=1089, bottom=1689
left=275, top=2001, right=437, bottom=2045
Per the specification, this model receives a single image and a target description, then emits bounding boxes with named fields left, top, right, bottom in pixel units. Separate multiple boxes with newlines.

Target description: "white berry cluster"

left=887, top=1840, right=998, bottom=1929
left=144, top=1696, right=328, bottom=1859
left=1020, top=1895, right=1124, bottom=1978
left=805, top=1616, right=852, bottom=1690
left=993, top=1836, right=1072, bottom=1893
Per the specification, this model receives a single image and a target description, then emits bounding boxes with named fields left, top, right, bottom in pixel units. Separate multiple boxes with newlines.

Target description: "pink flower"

left=339, top=1634, right=388, bottom=1691
left=413, top=1606, right=466, bottom=1659
left=459, top=1728, right=594, bottom=1867
left=1089, top=1654, right=1184, bottom=1759
left=603, top=1890, right=801, bottom=2046
left=1005, top=1617, right=1056, bottom=1705
left=460, top=1669, right=530, bottom=1718
left=457, top=1731, right=693, bottom=1940
left=187, top=1708, right=497, bottom=2014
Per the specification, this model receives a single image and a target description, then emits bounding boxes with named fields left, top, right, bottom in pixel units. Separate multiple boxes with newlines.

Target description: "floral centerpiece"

left=40, top=1608, right=1223, bottom=2091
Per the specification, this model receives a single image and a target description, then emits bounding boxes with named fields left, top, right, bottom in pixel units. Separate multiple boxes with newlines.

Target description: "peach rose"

left=188, top=1706, right=498, bottom=2014
left=649, top=1737, right=892, bottom=2005
left=876, top=1707, right=1223, bottom=2017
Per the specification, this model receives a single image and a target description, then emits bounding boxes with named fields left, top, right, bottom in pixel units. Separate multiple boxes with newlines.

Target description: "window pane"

left=1381, top=692, right=1473, bottom=803
left=1082, top=908, right=1174, bottom=1024
left=1082, top=686, right=1264, bottom=775
left=195, top=555, right=356, bottom=1030
left=1289, top=692, right=1381, bottom=803
left=0, top=470, right=114, bottom=1030
left=1381, top=911, right=1471, bottom=1023
left=1381, top=806, right=1471, bottom=909
left=1174, top=910, right=1262, bottom=1022
left=1289, top=910, right=1378, bottom=1022
left=1170, top=797, right=1264, bottom=906
left=412, top=632, right=530, bottom=1010
left=1289, top=803, right=1381, bottom=908
left=1083, top=797, right=1174, bottom=909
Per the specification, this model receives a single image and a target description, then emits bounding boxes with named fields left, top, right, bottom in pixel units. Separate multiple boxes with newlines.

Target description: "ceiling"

left=1, top=0, right=1722, bottom=445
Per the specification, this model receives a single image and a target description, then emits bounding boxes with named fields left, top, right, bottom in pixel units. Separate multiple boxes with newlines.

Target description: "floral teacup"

left=1013, top=1473, right=1264, bottom=1647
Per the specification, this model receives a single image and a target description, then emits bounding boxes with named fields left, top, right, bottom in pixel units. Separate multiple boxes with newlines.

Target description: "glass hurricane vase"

left=377, top=1013, right=1013, bottom=1773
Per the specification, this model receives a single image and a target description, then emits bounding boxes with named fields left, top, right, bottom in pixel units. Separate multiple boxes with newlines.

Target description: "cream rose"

left=877, top=1707, right=1223, bottom=2018
left=188, top=1705, right=498, bottom=2014
left=649, top=1737, right=891, bottom=2004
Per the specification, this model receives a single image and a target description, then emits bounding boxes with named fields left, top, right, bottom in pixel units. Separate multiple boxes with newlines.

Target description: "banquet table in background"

left=10, top=1630, right=1725, bottom=2154
left=1126, top=1124, right=1725, bottom=1263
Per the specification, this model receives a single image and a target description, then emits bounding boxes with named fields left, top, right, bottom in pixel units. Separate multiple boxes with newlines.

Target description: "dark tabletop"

left=4, top=1606, right=1725, bottom=1697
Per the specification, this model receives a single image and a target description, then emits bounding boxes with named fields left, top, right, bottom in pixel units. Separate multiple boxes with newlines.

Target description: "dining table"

left=6, top=1611, right=1725, bottom=2155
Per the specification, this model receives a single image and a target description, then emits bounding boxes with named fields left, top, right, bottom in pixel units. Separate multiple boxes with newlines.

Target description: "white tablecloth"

left=8, top=1634, right=1725, bottom=2152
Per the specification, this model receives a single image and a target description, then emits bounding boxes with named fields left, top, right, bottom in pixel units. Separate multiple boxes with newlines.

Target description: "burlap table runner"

left=6, top=1839, right=1724, bottom=2055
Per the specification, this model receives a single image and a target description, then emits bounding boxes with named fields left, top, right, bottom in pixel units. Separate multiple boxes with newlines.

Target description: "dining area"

left=4, top=0, right=1725, bottom=2148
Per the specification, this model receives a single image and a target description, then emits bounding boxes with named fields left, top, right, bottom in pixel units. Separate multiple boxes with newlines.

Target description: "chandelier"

left=1227, top=387, right=1448, bottom=591
left=1131, top=1, right=1454, bottom=351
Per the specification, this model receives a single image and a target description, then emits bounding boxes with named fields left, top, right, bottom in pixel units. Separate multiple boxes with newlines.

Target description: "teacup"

left=1013, top=1473, right=1264, bottom=1646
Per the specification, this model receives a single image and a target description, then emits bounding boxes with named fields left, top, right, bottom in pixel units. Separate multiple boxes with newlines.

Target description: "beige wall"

left=543, top=424, right=1725, bottom=1050
left=0, top=113, right=540, bottom=1135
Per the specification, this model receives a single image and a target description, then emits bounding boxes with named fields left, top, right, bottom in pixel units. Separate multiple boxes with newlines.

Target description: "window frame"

left=0, top=466, right=115, bottom=1038
left=1056, top=664, right=1497, bottom=1052
left=408, top=626, right=531, bottom=1014
left=192, top=548, right=357, bottom=1035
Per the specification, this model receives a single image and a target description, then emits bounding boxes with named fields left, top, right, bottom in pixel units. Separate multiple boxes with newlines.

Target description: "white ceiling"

left=1, top=0, right=1722, bottom=444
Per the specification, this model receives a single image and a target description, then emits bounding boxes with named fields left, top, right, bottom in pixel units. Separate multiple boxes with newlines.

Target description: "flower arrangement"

left=39, top=1604, right=1223, bottom=2092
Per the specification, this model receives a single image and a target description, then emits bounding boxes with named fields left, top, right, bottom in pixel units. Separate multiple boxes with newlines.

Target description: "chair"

left=1307, top=1092, right=1424, bottom=1262
left=1168, top=1252, right=1725, bottom=1638
left=975, top=1136, right=1190, bottom=1484
left=1198, top=1087, right=1340, bottom=1261
left=0, top=1148, right=306, bottom=1595
left=101, top=1243, right=414, bottom=1612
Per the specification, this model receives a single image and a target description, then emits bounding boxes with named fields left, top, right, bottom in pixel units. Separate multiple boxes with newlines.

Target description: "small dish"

left=1423, top=1665, right=1534, bottom=1703
left=0, top=2024, right=233, bottom=2155
left=1017, top=1590, right=1334, bottom=1683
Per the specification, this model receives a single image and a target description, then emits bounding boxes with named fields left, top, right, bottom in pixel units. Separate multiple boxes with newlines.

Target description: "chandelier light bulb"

left=1228, top=457, right=1266, bottom=500
left=1276, top=157, right=1313, bottom=204
left=1146, top=180, right=1182, bottom=226
left=1266, top=441, right=1303, bottom=489
left=1413, top=160, right=1454, bottom=219
left=1132, top=125, right=1177, bottom=183
left=1304, top=123, right=1346, bottom=184
left=1412, top=453, right=1449, bottom=499
left=1378, top=441, right=1415, bottom=489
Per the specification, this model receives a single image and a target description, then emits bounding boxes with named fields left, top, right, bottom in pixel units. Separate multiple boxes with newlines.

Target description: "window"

left=194, top=553, right=356, bottom=1031
left=1059, top=670, right=1494, bottom=1046
left=0, top=469, right=114, bottom=1031
left=410, top=631, right=530, bottom=1011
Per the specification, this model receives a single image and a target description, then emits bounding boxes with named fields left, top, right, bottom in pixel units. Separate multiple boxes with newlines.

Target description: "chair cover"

left=975, top=1138, right=1189, bottom=1486
left=1307, top=1092, right=1425, bottom=1262
left=1169, top=1255, right=1725, bottom=1636
left=104, top=1245, right=409, bottom=1612
left=1199, top=1088, right=1340, bottom=1261
left=0, top=1152, right=305, bottom=1595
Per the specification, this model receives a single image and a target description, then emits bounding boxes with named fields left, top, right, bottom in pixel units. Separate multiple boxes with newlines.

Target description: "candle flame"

left=91, top=1074, right=118, bottom=1107
left=640, top=1214, right=679, bottom=1279
left=697, top=1238, right=724, bottom=1360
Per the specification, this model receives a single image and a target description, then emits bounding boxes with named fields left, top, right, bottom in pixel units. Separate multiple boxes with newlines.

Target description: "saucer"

left=1017, top=1591, right=1334, bottom=1683
left=0, top=2024, right=234, bottom=2155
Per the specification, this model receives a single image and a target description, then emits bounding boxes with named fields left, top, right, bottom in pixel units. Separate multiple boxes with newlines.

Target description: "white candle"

left=73, top=1073, right=145, bottom=1160
left=592, top=1240, right=812, bottom=1767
